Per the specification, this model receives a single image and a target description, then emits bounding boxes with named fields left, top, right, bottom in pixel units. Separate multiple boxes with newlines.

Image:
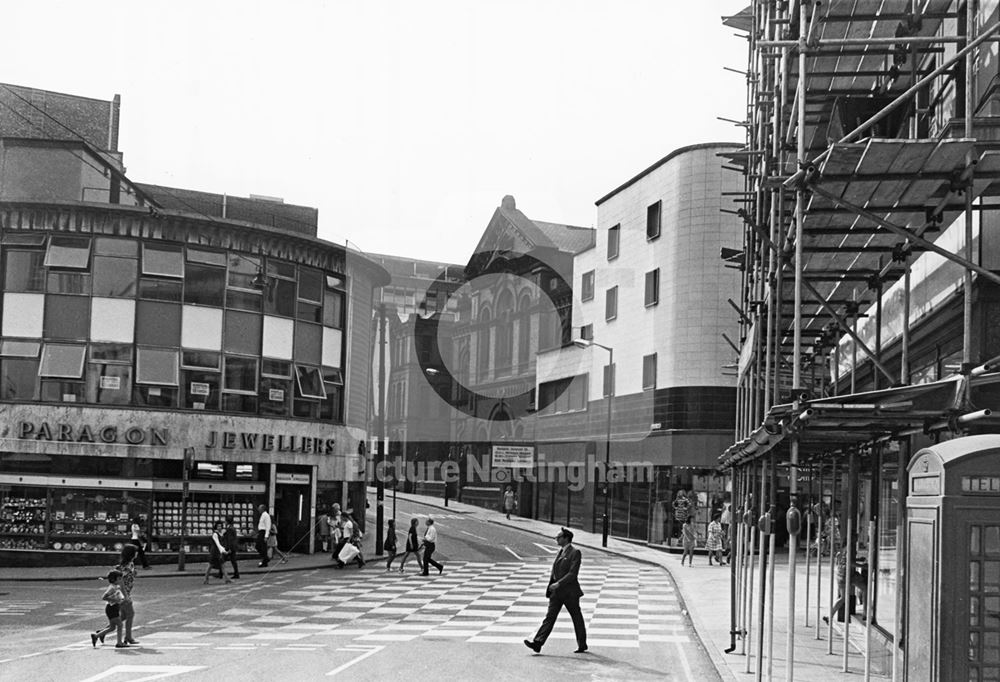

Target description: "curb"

left=1, top=560, right=335, bottom=583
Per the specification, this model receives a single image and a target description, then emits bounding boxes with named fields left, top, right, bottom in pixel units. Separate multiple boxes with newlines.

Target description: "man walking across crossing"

left=524, top=527, right=588, bottom=654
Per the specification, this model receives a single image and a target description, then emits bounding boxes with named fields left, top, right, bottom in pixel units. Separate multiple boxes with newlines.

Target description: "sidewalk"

left=385, top=488, right=888, bottom=681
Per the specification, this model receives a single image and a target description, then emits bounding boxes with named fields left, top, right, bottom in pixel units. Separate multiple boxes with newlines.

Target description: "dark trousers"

left=533, top=592, right=587, bottom=649
left=256, top=530, right=268, bottom=566
left=130, top=539, right=149, bottom=569
left=422, top=541, right=443, bottom=574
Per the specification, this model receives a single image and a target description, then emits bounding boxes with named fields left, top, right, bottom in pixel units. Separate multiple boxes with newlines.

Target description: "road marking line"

left=461, top=530, right=489, bottom=541
left=532, top=543, right=560, bottom=554
left=78, top=665, right=206, bottom=682
left=675, top=640, right=695, bottom=681
left=503, top=546, right=523, bottom=560
left=326, top=644, right=385, bottom=676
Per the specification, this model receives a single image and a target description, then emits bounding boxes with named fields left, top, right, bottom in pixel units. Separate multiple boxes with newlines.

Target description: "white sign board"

left=492, top=445, right=535, bottom=469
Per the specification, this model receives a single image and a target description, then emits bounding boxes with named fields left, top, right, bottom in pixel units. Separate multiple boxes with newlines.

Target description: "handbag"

left=338, top=542, right=360, bottom=563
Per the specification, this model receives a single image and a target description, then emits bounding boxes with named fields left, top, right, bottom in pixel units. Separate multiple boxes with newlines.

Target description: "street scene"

left=0, top=497, right=718, bottom=681
left=4, top=0, right=1000, bottom=680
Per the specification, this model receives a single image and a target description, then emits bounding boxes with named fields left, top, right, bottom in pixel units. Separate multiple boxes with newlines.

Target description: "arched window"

left=477, top=307, right=492, bottom=381
left=495, top=291, right=514, bottom=375
left=517, top=294, right=532, bottom=369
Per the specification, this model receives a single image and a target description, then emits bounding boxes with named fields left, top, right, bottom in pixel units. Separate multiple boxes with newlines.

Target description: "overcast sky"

left=6, top=1, right=748, bottom=266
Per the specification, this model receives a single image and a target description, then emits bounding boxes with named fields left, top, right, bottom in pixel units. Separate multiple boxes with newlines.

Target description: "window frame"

left=607, top=224, right=620, bottom=260
left=646, top=200, right=662, bottom=240
left=605, top=285, right=618, bottom=321
left=642, top=353, right=657, bottom=390
left=581, top=270, right=595, bottom=302
left=645, top=268, right=660, bottom=307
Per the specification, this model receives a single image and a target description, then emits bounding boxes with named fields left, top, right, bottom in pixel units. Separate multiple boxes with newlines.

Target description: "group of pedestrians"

left=385, top=517, right=443, bottom=575
left=90, top=544, right=140, bottom=649
left=322, top=504, right=366, bottom=568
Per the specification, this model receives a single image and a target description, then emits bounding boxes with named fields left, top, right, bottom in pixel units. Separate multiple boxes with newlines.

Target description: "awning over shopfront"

left=719, top=372, right=1000, bottom=469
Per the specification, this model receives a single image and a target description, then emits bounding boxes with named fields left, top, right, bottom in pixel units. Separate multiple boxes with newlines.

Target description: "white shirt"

left=341, top=518, right=354, bottom=539
left=131, top=523, right=140, bottom=541
left=424, top=525, right=438, bottom=543
left=258, top=510, right=272, bottom=534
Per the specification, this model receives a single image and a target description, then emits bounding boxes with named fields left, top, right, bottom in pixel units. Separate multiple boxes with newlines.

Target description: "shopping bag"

left=338, top=542, right=360, bottom=563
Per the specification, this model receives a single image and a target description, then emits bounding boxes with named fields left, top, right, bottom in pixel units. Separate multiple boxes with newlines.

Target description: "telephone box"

left=905, top=435, right=1000, bottom=681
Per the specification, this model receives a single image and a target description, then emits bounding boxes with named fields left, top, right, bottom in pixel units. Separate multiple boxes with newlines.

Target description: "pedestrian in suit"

left=524, top=527, right=588, bottom=654
left=420, top=518, right=443, bottom=575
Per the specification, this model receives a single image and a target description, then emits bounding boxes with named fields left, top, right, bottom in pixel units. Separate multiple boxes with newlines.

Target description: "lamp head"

left=572, top=338, right=592, bottom=349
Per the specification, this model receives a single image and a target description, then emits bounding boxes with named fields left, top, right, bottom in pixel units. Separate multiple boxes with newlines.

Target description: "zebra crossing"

left=128, top=560, right=688, bottom=652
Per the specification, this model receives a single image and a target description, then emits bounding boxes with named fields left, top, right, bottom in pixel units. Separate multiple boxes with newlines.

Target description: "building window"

left=294, top=364, right=327, bottom=400
left=263, top=260, right=296, bottom=318
left=607, top=225, right=620, bottom=260
left=4, top=250, right=46, bottom=292
left=223, top=356, right=258, bottom=394
left=297, top=268, right=324, bottom=322
left=645, top=268, right=660, bottom=307
left=142, top=244, right=184, bottom=278
left=538, top=374, right=588, bottom=415
left=136, top=348, right=179, bottom=385
left=643, top=353, right=657, bottom=390
left=647, top=200, right=662, bottom=240
left=603, top=362, right=616, bottom=397
left=44, top=236, right=91, bottom=269
left=581, top=270, right=595, bottom=301
left=605, top=286, right=618, bottom=321
left=184, top=262, right=226, bottom=307
left=580, top=324, right=593, bottom=341
left=39, top=343, right=86, bottom=378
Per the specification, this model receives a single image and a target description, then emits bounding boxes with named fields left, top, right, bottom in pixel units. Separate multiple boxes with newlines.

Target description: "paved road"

left=0, top=498, right=719, bottom=681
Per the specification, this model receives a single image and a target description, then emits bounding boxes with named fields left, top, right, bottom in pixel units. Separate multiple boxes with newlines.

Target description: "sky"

left=5, top=1, right=749, bottom=266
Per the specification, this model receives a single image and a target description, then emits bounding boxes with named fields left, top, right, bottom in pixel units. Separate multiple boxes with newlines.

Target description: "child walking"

left=204, top=520, right=232, bottom=584
left=384, top=519, right=398, bottom=571
left=706, top=514, right=724, bottom=565
left=91, top=570, right=126, bottom=648
left=267, top=528, right=290, bottom=564
left=680, top=517, right=698, bottom=567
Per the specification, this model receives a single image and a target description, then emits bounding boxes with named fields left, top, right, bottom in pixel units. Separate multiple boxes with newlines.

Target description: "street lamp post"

left=573, top=338, right=613, bottom=548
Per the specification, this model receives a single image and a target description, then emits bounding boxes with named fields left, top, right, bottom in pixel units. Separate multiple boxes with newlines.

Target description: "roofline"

left=595, top=142, right=743, bottom=206
left=0, top=82, right=117, bottom=106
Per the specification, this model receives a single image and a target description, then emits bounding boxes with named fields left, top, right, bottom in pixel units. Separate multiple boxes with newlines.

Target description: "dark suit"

left=531, top=543, right=587, bottom=649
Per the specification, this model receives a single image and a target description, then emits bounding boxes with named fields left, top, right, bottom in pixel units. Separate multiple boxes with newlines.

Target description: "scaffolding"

left=721, top=1, right=1000, bottom=680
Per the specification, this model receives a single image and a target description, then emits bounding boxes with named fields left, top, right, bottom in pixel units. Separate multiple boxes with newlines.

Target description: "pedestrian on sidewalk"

left=114, top=544, right=140, bottom=645
left=91, top=570, right=126, bottom=648
left=130, top=516, right=150, bottom=570
left=706, top=514, right=724, bottom=565
left=398, top=518, right=423, bottom=573
left=384, top=519, right=398, bottom=571
left=335, top=514, right=364, bottom=568
left=421, top=517, right=443, bottom=575
left=503, top=486, right=517, bottom=520
left=680, top=517, right=698, bottom=566
left=204, top=520, right=232, bottom=584
left=330, top=509, right=345, bottom=562
left=318, top=509, right=331, bottom=552
left=524, top=527, right=588, bottom=655
left=221, top=515, right=240, bottom=579
left=824, top=546, right=867, bottom=624
left=267, top=527, right=290, bottom=564
left=720, top=502, right=732, bottom=563
left=256, top=504, right=272, bottom=567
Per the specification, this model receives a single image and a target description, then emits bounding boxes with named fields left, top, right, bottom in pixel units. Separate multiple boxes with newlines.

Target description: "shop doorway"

left=274, top=482, right=309, bottom=553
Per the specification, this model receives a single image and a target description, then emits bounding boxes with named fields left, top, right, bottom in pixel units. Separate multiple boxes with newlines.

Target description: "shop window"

left=39, top=343, right=86, bottom=378
left=643, top=353, right=657, bottom=390
left=1, top=358, right=38, bottom=400
left=262, top=316, right=294, bottom=360
left=224, top=310, right=262, bottom=356
left=183, top=369, right=219, bottom=410
left=294, top=364, right=326, bottom=399
left=44, top=236, right=91, bottom=269
left=324, top=282, right=345, bottom=329
left=85, top=363, right=131, bottom=405
left=581, top=270, right=595, bottom=301
left=138, top=277, right=182, bottom=302
left=187, top=248, right=226, bottom=267
left=607, top=224, right=620, bottom=260
left=95, top=237, right=137, bottom=257
left=93, top=256, right=137, bottom=297
left=645, top=268, right=660, bottom=307
left=90, top=343, right=133, bottom=364
left=136, top=301, right=181, bottom=347
left=90, top=298, right=135, bottom=344
left=183, top=263, right=225, bottom=307
left=1, top=340, right=40, bottom=357
left=605, top=286, right=618, bottom=321
left=136, top=348, right=179, bottom=385
left=181, top=306, right=223, bottom=351
left=226, top=289, right=262, bottom=312
left=46, top=271, right=90, bottom=295
left=4, top=250, right=45, bottom=292
left=3, top=293, right=44, bottom=338
left=294, top=322, right=322, bottom=366
left=222, top=393, right=258, bottom=414
left=647, top=200, right=662, bottom=240
left=223, top=355, right=258, bottom=394
left=141, top=244, right=184, bottom=278
left=264, top=278, right=296, bottom=317
left=40, top=379, right=85, bottom=403
left=259, top=376, right=291, bottom=416
left=181, top=350, right=220, bottom=370
left=262, top=359, right=292, bottom=377
left=227, top=253, right=261, bottom=290
left=133, top=384, right=177, bottom=407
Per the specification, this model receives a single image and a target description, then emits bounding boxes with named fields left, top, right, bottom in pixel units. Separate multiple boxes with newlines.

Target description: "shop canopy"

left=719, top=371, right=1000, bottom=469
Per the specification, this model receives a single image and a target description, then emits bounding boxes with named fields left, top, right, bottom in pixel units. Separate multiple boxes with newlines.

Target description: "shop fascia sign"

left=17, top=421, right=168, bottom=446
left=204, top=430, right=336, bottom=454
